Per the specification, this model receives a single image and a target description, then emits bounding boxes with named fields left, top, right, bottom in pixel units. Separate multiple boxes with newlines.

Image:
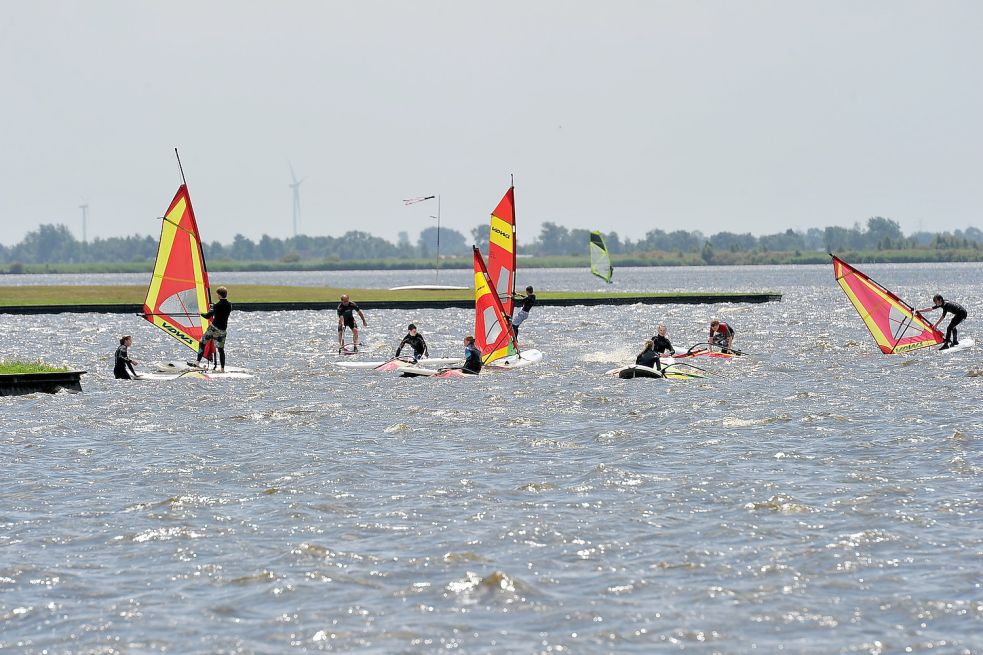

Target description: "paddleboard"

left=334, top=357, right=463, bottom=370
left=157, top=361, right=250, bottom=373
left=397, top=366, right=469, bottom=378
left=136, top=370, right=254, bottom=381
left=604, top=363, right=706, bottom=380
left=939, top=337, right=975, bottom=354
left=484, top=349, right=544, bottom=369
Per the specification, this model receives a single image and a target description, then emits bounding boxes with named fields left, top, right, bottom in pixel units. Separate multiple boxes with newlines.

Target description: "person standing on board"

left=337, top=294, right=368, bottom=353
left=708, top=319, right=735, bottom=352
left=193, top=286, right=232, bottom=372
left=395, top=324, right=429, bottom=362
left=114, top=335, right=139, bottom=380
left=651, top=323, right=676, bottom=356
left=918, top=294, right=968, bottom=350
left=510, top=285, right=536, bottom=341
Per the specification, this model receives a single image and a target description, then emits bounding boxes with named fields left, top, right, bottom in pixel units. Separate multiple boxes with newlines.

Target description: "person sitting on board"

left=192, top=286, right=232, bottom=372
left=337, top=294, right=368, bottom=353
left=918, top=294, right=968, bottom=350
left=708, top=319, right=735, bottom=352
left=461, top=336, right=483, bottom=375
left=114, top=335, right=139, bottom=380
left=510, top=285, right=536, bottom=341
left=395, top=324, right=429, bottom=362
left=635, top=339, right=663, bottom=371
left=651, top=323, right=676, bottom=356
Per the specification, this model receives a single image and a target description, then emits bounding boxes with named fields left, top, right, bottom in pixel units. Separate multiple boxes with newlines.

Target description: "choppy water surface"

left=2, top=265, right=981, bottom=654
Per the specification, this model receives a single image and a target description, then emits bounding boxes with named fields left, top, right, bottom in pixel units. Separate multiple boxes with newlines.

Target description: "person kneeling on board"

left=651, top=323, right=676, bottom=356
left=636, top=339, right=663, bottom=371
left=114, top=335, right=139, bottom=380
left=395, top=324, right=429, bottom=362
left=918, top=294, right=968, bottom=350
left=192, top=286, right=232, bottom=372
left=461, top=336, right=482, bottom=375
left=708, top=319, right=735, bottom=352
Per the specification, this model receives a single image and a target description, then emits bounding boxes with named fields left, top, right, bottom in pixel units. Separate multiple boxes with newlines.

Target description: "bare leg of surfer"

left=337, top=325, right=345, bottom=354
left=352, top=327, right=360, bottom=352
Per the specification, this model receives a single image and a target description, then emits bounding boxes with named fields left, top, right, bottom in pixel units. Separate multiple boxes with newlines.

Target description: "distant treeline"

left=2, top=217, right=982, bottom=270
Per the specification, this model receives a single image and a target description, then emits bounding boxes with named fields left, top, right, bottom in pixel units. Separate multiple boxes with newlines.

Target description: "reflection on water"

left=1, top=265, right=981, bottom=652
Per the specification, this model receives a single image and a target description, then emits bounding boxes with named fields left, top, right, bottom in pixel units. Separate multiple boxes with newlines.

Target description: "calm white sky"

left=1, top=1, right=980, bottom=246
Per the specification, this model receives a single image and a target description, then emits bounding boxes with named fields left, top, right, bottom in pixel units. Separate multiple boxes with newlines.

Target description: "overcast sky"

left=1, top=1, right=981, bottom=246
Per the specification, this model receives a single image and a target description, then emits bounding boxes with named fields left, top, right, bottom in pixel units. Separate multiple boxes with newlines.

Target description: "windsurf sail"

left=831, top=255, right=943, bottom=354
left=487, top=185, right=516, bottom=316
left=473, top=246, right=517, bottom=363
left=589, top=231, right=613, bottom=283
left=142, top=184, right=212, bottom=352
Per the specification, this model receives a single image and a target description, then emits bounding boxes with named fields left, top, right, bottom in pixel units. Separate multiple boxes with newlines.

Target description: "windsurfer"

left=193, top=286, right=232, bottom=372
left=709, top=319, right=735, bottom=352
left=337, top=294, right=368, bottom=353
left=651, top=323, right=676, bottom=355
left=395, top=324, right=428, bottom=362
left=462, top=336, right=482, bottom=375
left=635, top=339, right=662, bottom=371
left=114, top=335, right=139, bottom=380
left=919, top=295, right=968, bottom=349
left=510, top=285, right=536, bottom=340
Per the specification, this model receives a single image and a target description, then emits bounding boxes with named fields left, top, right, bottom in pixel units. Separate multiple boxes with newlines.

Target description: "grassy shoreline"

left=0, top=285, right=777, bottom=307
left=0, top=360, right=70, bottom=374
left=4, top=248, right=983, bottom=275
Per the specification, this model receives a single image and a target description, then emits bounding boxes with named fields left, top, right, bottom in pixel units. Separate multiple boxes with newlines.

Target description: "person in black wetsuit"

left=395, top=324, right=428, bottom=362
left=114, top=335, right=139, bottom=380
left=337, top=294, right=368, bottom=353
left=919, top=294, right=968, bottom=350
left=510, top=286, right=536, bottom=341
left=461, top=336, right=482, bottom=375
left=651, top=323, right=676, bottom=356
left=635, top=339, right=662, bottom=370
left=193, top=286, right=232, bottom=371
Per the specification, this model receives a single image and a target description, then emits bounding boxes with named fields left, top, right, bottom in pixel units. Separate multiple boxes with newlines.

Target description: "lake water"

left=2, top=264, right=981, bottom=653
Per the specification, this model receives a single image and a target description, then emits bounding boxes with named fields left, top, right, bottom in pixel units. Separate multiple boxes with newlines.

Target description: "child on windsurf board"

left=651, top=323, right=676, bottom=356
left=337, top=294, right=368, bottom=353
left=114, top=335, right=140, bottom=380
left=191, top=286, right=232, bottom=372
left=708, top=319, right=735, bottom=352
left=918, top=295, right=968, bottom=350
left=394, top=324, right=429, bottom=362
left=509, top=286, right=536, bottom=342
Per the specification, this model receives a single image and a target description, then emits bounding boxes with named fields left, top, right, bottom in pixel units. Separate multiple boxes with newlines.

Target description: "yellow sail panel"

left=142, top=184, right=211, bottom=352
left=832, top=255, right=942, bottom=354
left=473, top=246, right=514, bottom=363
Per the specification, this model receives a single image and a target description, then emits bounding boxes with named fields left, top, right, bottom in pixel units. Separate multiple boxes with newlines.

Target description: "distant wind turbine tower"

left=289, top=163, right=305, bottom=238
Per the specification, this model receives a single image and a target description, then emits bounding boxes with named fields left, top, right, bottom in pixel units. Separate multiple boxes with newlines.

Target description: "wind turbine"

left=79, top=204, right=89, bottom=243
left=289, top=163, right=305, bottom=238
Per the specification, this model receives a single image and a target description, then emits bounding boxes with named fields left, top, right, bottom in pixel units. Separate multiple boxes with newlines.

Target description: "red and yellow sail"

left=832, top=255, right=942, bottom=354
left=142, top=185, right=211, bottom=352
left=474, top=246, right=516, bottom=363
left=487, top=186, right=516, bottom=315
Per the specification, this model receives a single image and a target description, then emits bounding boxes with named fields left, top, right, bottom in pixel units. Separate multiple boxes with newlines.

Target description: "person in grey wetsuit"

left=919, top=294, right=968, bottom=350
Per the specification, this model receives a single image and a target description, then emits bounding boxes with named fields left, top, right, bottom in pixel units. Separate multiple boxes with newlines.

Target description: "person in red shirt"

left=709, top=319, right=735, bottom=352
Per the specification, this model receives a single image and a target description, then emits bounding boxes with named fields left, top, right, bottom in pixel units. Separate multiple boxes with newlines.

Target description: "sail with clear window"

left=589, top=231, right=613, bottom=283
left=141, top=184, right=212, bottom=353
left=831, top=255, right=942, bottom=354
